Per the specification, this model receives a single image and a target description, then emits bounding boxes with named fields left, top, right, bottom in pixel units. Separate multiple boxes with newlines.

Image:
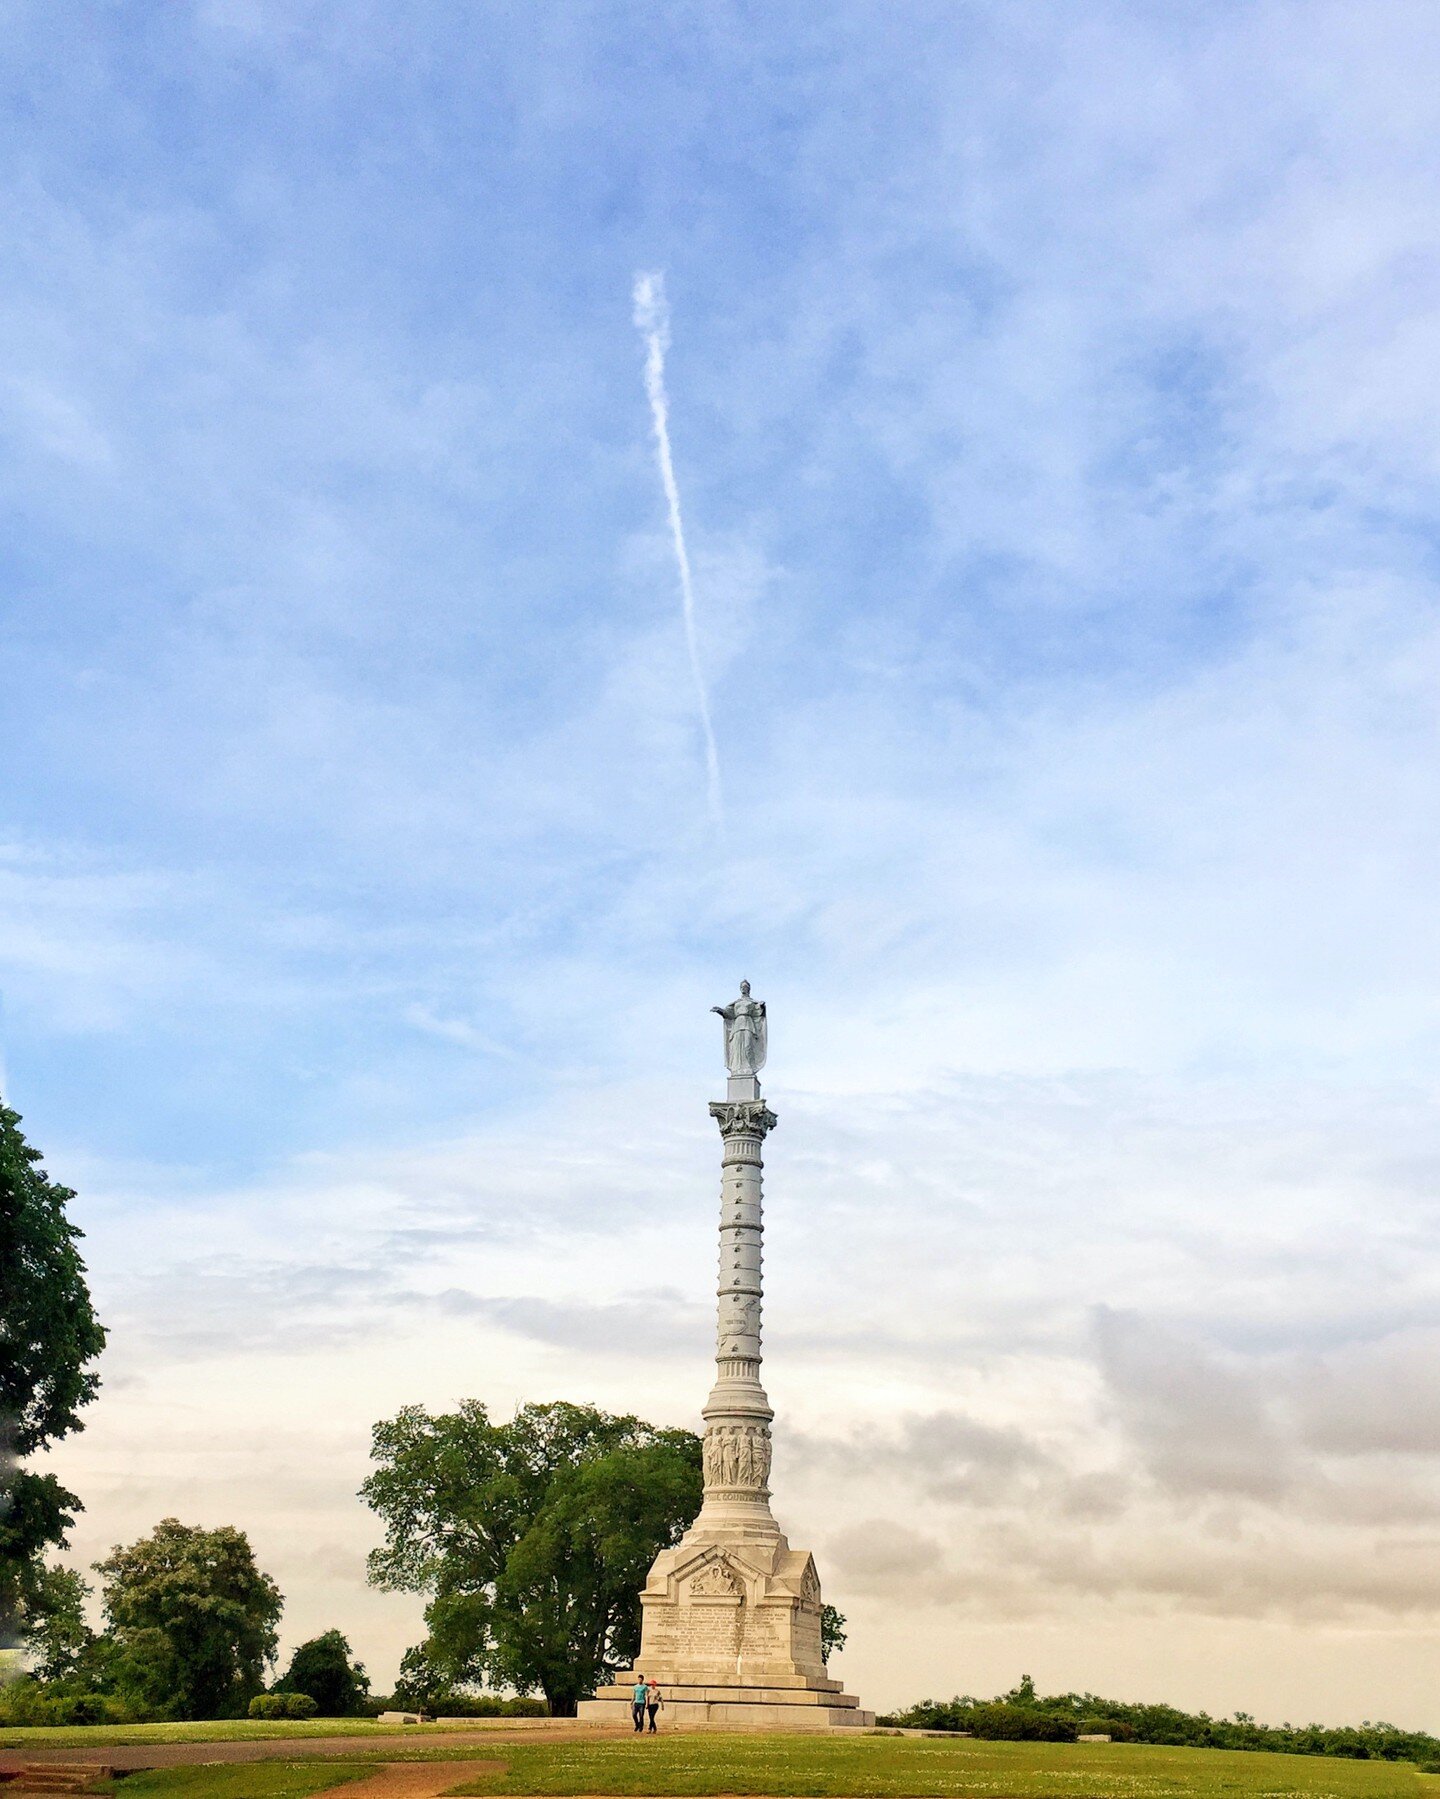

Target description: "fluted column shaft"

left=695, top=1098, right=779, bottom=1537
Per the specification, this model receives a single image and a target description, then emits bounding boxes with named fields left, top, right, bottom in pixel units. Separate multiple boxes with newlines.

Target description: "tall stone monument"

left=578, top=985, right=872, bottom=1730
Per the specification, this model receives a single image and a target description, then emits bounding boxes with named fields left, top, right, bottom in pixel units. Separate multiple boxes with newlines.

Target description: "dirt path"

left=332, top=1765, right=496, bottom=1798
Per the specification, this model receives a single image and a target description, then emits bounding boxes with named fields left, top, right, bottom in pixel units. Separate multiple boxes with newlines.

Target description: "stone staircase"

left=581, top=1675, right=875, bottom=1730
left=0, top=1764, right=115, bottom=1793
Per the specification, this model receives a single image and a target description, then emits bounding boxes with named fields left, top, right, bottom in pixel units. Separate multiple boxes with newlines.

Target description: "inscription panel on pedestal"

left=677, top=1607, right=745, bottom=1660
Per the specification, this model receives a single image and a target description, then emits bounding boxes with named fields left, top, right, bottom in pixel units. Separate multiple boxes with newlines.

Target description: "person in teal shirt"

left=632, top=1677, right=648, bottom=1733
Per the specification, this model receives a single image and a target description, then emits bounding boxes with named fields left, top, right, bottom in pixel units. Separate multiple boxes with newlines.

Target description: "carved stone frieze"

left=703, top=1421, right=773, bottom=1490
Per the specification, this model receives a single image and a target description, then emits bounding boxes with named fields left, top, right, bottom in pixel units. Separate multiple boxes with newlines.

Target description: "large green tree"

left=362, top=1400, right=702, bottom=1715
left=20, top=1564, right=98, bottom=1687
left=96, top=1518, right=282, bottom=1719
left=0, top=1102, right=106, bottom=1649
left=277, top=1628, right=369, bottom=1715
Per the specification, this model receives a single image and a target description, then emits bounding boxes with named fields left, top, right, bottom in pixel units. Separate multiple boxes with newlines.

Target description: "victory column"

left=579, top=986, right=872, bottom=1730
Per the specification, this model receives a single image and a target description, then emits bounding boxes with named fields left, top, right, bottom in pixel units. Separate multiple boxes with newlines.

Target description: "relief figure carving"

left=689, top=1558, right=742, bottom=1598
left=703, top=1423, right=772, bottom=1491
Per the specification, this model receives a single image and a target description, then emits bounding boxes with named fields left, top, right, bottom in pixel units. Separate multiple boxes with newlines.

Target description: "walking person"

left=631, top=1674, right=648, bottom=1733
left=645, top=1678, right=664, bottom=1733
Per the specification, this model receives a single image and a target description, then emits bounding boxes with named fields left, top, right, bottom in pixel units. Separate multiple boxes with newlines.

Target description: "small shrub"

left=1080, top=1717, right=1135, bottom=1741
left=967, top=1704, right=1078, bottom=1742
left=249, top=1692, right=318, bottom=1719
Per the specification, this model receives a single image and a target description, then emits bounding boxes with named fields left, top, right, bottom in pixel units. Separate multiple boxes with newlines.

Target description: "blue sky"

left=14, top=0, right=1440, bottom=1718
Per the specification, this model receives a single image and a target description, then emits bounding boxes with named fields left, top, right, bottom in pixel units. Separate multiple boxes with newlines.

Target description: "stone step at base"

left=11, top=1765, right=115, bottom=1774
left=577, top=1691, right=875, bottom=1732
left=5, top=1769, right=114, bottom=1795
left=7, top=1785, right=102, bottom=1795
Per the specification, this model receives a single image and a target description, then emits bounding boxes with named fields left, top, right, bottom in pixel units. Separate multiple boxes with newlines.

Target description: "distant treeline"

left=879, top=1677, right=1440, bottom=1766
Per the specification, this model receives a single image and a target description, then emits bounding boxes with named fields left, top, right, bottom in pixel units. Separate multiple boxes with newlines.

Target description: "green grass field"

left=54, top=1735, right=1435, bottom=1799
left=443, top=1736, right=1430, bottom=1798
left=5, top=1727, right=1432, bottom=1799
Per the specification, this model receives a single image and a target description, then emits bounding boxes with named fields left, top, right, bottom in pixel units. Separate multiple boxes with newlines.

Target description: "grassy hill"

left=37, top=1731, right=1440, bottom=1798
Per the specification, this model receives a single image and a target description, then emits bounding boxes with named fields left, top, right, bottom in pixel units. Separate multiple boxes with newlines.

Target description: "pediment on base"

left=665, top=1544, right=752, bottom=1594
left=646, top=1539, right=825, bottom=1610
left=763, top=1549, right=822, bottom=1605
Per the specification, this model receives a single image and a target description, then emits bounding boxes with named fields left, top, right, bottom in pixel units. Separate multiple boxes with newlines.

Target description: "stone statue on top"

left=712, top=980, right=767, bottom=1078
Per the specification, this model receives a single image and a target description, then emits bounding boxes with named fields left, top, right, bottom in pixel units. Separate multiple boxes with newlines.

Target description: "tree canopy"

left=277, top=1628, right=370, bottom=1715
left=19, top=1564, right=97, bottom=1687
left=96, top=1518, right=282, bottom=1720
left=0, top=1102, right=106, bottom=1647
left=362, top=1399, right=702, bottom=1714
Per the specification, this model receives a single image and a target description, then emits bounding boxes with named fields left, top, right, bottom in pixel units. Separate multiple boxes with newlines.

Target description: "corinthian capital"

left=708, top=1100, right=779, bottom=1140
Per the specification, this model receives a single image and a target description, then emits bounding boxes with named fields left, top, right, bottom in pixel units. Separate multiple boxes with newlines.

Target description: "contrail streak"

left=632, top=271, right=723, bottom=827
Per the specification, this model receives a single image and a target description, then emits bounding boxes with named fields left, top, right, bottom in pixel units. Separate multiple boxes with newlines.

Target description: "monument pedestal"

left=578, top=1526, right=872, bottom=1729
left=579, top=1007, right=871, bottom=1732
